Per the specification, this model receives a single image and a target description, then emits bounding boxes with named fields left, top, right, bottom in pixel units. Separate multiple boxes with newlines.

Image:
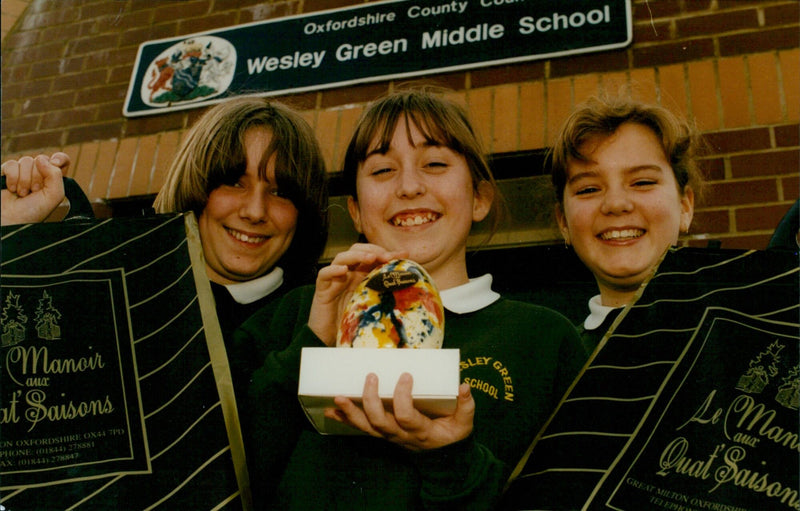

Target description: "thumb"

left=49, top=152, right=71, bottom=173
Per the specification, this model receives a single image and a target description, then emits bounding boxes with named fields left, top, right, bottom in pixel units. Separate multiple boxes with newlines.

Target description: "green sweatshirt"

left=234, top=283, right=585, bottom=510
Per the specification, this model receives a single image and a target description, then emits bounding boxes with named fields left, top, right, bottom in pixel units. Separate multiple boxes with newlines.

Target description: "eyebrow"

left=566, top=164, right=666, bottom=185
left=364, top=139, right=443, bottom=159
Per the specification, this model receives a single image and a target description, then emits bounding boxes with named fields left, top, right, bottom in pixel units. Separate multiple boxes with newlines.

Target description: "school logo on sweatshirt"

left=140, top=36, right=236, bottom=107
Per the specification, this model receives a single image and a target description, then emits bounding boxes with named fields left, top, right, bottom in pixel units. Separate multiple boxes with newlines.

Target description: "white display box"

left=298, top=347, right=460, bottom=435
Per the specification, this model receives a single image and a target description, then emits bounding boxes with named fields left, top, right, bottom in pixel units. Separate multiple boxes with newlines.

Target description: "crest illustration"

left=140, top=36, right=236, bottom=107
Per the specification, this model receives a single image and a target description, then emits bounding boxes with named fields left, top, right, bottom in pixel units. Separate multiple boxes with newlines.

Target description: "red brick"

left=684, top=0, right=714, bottom=12
left=764, top=3, right=800, bottom=27
left=75, top=85, right=127, bottom=107
left=736, top=205, right=794, bottom=231
left=676, top=9, right=758, bottom=38
left=699, top=157, right=725, bottom=182
left=54, top=70, right=108, bottom=93
left=154, top=1, right=210, bottom=22
left=7, top=130, right=64, bottom=154
left=3, top=30, right=38, bottom=49
left=125, top=111, right=187, bottom=137
left=19, top=8, right=80, bottom=30
left=783, top=176, right=799, bottom=201
left=302, top=0, right=360, bottom=15
left=775, top=124, right=800, bottom=148
left=19, top=92, right=76, bottom=116
left=2, top=65, right=29, bottom=84
left=415, top=72, right=467, bottom=94
left=471, top=62, right=545, bottom=89
left=730, top=150, right=800, bottom=179
left=179, top=12, right=238, bottom=35
left=119, top=23, right=180, bottom=48
left=2, top=116, right=40, bottom=134
left=70, top=34, right=121, bottom=55
left=719, top=27, right=799, bottom=57
left=84, top=47, right=138, bottom=71
left=706, top=179, right=779, bottom=207
left=632, top=21, right=673, bottom=44
left=213, top=0, right=270, bottom=11
left=717, top=234, right=772, bottom=250
left=691, top=209, right=729, bottom=234
left=633, top=39, right=714, bottom=68
left=320, top=82, right=391, bottom=109
left=239, top=2, right=296, bottom=23
left=717, top=0, right=764, bottom=10
left=40, top=108, right=96, bottom=130
left=66, top=121, right=124, bottom=146
left=551, top=49, right=628, bottom=78
left=277, top=91, right=318, bottom=112
left=704, top=128, right=772, bottom=154
left=632, top=0, right=683, bottom=20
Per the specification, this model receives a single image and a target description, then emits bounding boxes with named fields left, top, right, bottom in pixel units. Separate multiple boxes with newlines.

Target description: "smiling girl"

left=153, top=97, right=329, bottom=346
left=551, top=95, right=703, bottom=353
left=239, top=88, right=584, bottom=509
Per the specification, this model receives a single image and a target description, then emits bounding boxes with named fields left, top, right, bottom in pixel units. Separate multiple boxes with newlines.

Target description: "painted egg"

left=337, top=259, right=444, bottom=349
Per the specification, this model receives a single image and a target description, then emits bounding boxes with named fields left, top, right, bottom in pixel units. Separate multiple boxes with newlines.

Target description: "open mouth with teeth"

left=391, top=211, right=441, bottom=227
left=599, top=228, right=645, bottom=241
left=226, top=227, right=268, bottom=244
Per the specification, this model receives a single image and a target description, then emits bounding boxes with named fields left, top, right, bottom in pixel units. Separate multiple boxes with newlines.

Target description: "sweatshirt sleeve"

left=411, top=434, right=506, bottom=511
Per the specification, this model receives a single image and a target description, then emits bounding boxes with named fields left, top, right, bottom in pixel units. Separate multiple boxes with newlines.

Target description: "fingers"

left=391, top=373, right=424, bottom=430
left=2, top=154, right=66, bottom=196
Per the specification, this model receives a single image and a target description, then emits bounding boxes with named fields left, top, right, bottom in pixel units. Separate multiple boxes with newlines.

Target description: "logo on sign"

left=140, top=36, right=236, bottom=107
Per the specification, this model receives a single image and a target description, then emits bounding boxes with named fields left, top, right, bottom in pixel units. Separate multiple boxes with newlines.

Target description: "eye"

left=631, top=179, right=658, bottom=188
left=424, top=160, right=448, bottom=170
left=574, top=185, right=600, bottom=196
left=371, top=167, right=393, bottom=176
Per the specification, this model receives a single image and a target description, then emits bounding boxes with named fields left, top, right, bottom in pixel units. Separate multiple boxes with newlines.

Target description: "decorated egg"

left=337, top=259, right=444, bottom=349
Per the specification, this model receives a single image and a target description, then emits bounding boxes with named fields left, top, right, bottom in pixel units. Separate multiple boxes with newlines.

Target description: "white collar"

left=583, top=294, right=621, bottom=330
left=224, top=267, right=284, bottom=305
left=439, top=274, right=501, bottom=314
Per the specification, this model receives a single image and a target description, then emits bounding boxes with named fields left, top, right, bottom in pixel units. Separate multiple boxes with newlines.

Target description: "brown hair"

left=153, top=97, right=329, bottom=283
left=550, top=95, right=705, bottom=204
left=342, top=86, right=504, bottom=238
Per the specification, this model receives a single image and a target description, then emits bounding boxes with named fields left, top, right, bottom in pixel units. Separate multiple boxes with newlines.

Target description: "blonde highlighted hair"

left=153, top=96, right=329, bottom=283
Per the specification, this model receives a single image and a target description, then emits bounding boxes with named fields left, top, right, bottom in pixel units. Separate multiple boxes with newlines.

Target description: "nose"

left=239, top=186, right=269, bottom=223
left=396, top=167, right=426, bottom=198
left=600, top=185, right=633, bottom=215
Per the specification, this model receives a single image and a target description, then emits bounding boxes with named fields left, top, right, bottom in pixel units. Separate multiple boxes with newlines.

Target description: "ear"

left=347, top=196, right=363, bottom=234
left=472, top=180, right=494, bottom=223
left=554, top=203, right=571, bottom=244
left=679, top=186, right=695, bottom=233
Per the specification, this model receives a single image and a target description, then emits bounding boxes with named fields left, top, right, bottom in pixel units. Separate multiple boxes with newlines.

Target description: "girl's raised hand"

left=1, top=153, right=69, bottom=226
left=308, top=243, right=406, bottom=346
left=325, top=372, right=475, bottom=451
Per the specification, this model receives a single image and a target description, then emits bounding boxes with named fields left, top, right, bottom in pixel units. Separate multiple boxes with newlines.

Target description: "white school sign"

left=124, top=0, right=632, bottom=117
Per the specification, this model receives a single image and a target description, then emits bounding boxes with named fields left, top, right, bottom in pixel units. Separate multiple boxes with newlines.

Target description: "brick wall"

left=2, top=0, right=798, bottom=251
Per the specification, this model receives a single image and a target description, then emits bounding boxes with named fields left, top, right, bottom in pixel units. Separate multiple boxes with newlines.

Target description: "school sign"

left=123, top=0, right=632, bottom=117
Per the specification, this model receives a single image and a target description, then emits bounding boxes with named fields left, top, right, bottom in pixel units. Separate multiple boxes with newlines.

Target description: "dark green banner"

left=124, top=0, right=631, bottom=117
